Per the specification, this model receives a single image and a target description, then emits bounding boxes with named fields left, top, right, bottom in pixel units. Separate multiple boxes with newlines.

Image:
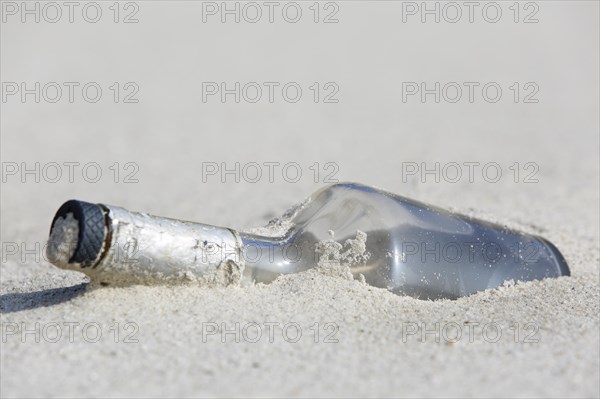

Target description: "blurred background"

left=2, top=1, right=598, bottom=235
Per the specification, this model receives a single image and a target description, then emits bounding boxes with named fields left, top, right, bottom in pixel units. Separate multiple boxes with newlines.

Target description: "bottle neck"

left=68, top=204, right=245, bottom=285
left=48, top=202, right=309, bottom=286
left=238, top=230, right=309, bottom=283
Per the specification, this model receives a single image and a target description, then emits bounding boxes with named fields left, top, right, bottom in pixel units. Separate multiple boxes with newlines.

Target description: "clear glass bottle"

left=47, top=183, right=569, bottom=299
left=240, top=183, right=569, bottom=299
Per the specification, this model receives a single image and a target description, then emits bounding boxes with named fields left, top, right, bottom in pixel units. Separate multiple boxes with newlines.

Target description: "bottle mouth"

left=47, top=200, right=108, bottom=269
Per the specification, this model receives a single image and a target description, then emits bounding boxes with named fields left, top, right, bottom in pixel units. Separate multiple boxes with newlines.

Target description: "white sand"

left=1, top=2, right=598, bottom=397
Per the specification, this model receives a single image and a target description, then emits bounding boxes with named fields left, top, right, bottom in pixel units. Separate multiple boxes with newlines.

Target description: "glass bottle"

left=47, top=183, right=569, bottom=299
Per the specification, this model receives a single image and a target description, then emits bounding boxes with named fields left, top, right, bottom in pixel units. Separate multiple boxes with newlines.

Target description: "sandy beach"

left=1, top=2, right=599, bottom=397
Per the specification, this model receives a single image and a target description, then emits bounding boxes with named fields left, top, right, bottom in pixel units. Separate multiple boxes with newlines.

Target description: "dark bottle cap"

left=50, top=200, right=106, bottom=267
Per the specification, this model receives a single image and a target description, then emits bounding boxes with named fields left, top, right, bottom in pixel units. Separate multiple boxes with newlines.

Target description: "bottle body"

left=241, top=183, right=569, bottom=299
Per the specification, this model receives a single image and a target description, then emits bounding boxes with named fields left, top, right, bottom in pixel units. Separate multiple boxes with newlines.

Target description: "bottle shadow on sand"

left=0, top=282, right=89, bottom=313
